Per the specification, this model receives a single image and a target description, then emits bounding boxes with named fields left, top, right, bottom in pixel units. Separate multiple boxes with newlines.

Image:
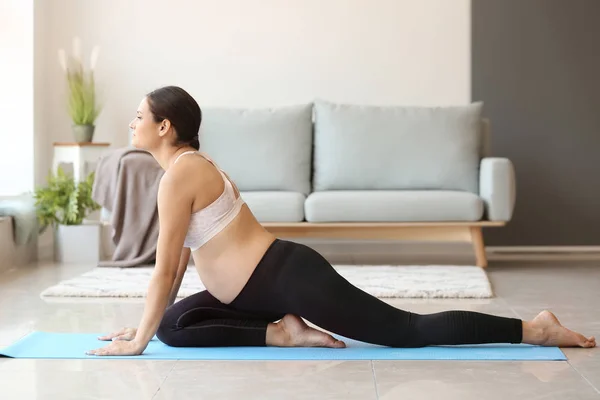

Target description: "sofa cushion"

left=199, top=104, right=313, bottom=195
left=304, top=191, right=484, bottom=222
left=312, top=100, right=484, bottom=193
left=240, top=191, right=305, bottom=222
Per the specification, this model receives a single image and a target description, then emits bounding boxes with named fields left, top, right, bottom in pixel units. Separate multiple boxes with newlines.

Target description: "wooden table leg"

left=470, top=226, right=488, bottom=268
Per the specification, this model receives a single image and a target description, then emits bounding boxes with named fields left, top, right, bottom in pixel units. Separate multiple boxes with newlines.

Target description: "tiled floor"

left=0, top=251, right=599, bottom=399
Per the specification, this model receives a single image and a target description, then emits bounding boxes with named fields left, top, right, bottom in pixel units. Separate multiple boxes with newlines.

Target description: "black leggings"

left=156, top=239, right=523, bottom=348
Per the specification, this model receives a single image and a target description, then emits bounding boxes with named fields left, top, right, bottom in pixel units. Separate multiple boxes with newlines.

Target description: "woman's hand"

left=86, top=339, right=145, bottom=357
left=97, top=327, right=137, bottom=341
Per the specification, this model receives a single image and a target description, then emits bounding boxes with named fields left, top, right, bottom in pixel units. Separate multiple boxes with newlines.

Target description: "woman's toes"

left=324, top=334, right=345, bottom=348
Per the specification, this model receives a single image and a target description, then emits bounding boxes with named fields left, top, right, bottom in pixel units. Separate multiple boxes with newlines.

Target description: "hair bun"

left=190, top=137, right=200, bottom=150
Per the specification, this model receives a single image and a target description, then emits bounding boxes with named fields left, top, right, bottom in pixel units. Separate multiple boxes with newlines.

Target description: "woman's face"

left=129, top=97, right=162, bottom=150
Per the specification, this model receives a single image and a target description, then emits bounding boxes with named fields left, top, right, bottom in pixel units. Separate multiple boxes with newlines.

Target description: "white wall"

left=0, top=0, right=34, bottom=196
left=34, top=0, right=51, bottom=188
left=36, top=0, right=470, bottom=183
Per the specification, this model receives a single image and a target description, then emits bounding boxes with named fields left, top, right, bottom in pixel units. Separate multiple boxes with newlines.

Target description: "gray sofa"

left=195, top=100, right=516, bottom=267
left=111, top=100, right=515, bottom=267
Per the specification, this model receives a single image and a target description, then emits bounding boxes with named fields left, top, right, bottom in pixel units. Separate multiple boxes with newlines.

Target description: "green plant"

left=58, top=37, right=102, bottom=125
left=34, top=167, right=101, bottom=229
left=66, top=67, right=100, bottom=125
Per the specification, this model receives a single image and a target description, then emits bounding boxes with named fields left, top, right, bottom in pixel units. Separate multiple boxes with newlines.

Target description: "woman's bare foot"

left=266, top=314, right=346, bottom=348
left=523, top=310, right=596, bottom=348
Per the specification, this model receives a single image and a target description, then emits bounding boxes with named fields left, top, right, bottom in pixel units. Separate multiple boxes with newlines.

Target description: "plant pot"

left=54, top=223, right=100, bottom=264
left=72, top=124, right=95, bottom=143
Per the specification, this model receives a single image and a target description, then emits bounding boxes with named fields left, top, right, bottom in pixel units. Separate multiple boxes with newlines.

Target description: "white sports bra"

left=173, top=151, right=245, bottom=251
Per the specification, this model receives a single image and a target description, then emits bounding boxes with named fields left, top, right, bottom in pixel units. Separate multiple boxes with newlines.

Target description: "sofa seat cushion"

left=312, top=100, right=484, bottom=193
left=240, top=191, right=305, bottom=222
left=199, top=104, right=313, bottom=195
left=304, top=191, right=484, bottom=222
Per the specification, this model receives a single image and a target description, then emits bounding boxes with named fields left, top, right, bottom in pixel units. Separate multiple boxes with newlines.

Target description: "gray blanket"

left=92, top=146, right=164, bottom=267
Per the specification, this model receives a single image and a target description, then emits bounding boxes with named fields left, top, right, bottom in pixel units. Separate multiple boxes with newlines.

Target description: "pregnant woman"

left=87, top=86, right=595, bottom=356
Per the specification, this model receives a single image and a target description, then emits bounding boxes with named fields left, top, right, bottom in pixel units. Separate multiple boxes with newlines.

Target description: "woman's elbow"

left=152, top=261, right=179, bottom=283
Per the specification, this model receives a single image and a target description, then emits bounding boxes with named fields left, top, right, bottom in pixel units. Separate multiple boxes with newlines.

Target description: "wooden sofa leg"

left=470, top=226, right=488, bottom=268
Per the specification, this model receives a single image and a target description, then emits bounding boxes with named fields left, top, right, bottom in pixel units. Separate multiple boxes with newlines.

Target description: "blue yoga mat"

left=0, top=331, right=566, bottom=361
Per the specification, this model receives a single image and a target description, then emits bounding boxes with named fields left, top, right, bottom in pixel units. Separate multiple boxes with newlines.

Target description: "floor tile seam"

left=567, top=360, right=600, bottom=395
left=151, top=360, right=178, bottom=399
left=370, top=360, right=380, bottom=400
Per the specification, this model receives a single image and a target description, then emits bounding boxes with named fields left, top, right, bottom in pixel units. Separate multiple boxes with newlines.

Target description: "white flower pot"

left=54, top=223, right=100, bottom=264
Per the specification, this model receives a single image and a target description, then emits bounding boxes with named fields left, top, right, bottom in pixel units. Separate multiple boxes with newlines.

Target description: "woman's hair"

left=146, top=86, right=202, bottom=150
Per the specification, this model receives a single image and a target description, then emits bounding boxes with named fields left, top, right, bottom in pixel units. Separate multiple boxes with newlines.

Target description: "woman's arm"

left=167, top=247, right=191, bottom=307
left=132, top=172, right=193, bottom=352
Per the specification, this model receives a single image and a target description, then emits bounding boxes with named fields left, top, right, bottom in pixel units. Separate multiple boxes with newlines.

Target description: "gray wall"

left=472, top=0, right=600, bottom=246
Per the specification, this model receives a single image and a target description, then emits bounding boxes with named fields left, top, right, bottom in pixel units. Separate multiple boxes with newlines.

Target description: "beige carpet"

left=40, top=265, right=493, bottom=299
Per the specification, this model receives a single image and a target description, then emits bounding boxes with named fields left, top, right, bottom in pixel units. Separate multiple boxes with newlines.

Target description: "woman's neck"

left=152, top=145, right=196, bottom=171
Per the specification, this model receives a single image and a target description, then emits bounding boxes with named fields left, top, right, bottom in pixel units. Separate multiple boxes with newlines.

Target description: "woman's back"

left=171, top=151, right=277, bottom=304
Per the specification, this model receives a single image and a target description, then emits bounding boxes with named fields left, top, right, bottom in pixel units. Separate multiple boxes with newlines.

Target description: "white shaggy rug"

left=40, top=265, right=493, bottom=299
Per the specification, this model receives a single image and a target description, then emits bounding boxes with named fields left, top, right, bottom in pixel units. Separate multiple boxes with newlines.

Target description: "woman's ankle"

left=521, top=320, right=545, bottom=345
left=265, top=322, right=288, bottom=347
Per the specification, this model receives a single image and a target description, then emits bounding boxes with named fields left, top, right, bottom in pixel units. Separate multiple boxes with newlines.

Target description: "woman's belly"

left=190, top=206, right=277, bottom=304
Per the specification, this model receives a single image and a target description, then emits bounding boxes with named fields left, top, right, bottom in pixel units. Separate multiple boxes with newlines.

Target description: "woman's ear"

left=158, top=119, right=171, bottom=137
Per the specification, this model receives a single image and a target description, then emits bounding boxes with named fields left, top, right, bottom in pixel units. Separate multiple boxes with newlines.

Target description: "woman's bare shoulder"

left=161, top=155, right=223, bottom=208
left=163, top=155, right=211, bottom=183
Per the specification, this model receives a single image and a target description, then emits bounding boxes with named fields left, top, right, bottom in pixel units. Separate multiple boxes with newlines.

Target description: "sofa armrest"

left=479, top=158, right=516, bottom=221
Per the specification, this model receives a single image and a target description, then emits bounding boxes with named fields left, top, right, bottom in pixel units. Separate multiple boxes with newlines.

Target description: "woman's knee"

left=394, top=314, right=431, bottom=348
left=382, top=313, right=429, bottom=348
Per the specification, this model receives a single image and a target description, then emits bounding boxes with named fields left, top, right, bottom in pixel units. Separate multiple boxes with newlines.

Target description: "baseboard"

left=486, top=246, right=600, bottom=262
left=488, top=246, right=600, bottom=254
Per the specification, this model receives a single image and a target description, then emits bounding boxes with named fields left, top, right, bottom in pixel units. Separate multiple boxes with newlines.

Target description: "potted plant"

left=33, top=167, right=102, bottom=263
left=58, top=37, right=102, bottom=142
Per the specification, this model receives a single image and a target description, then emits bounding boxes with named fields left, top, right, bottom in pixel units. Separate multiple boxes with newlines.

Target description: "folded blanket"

left=92, top=147, right=164, bottom=267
